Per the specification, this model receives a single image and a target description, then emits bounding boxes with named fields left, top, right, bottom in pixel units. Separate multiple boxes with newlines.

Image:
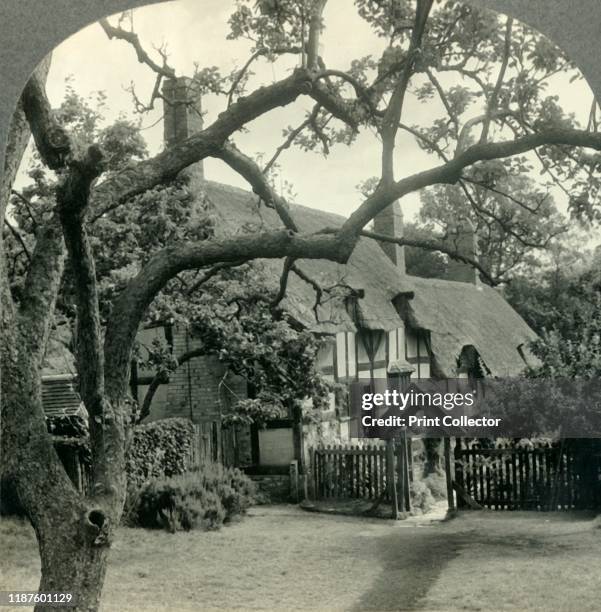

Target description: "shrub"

left=191, top=462, right=256, bottom=517
left=410, top=479, right=436, bottom=514
left=121, top=483, right=142, bottom=527
left=131, top=463, right=256, bottom=532
left=423, top=471, right=448, bottom=501
left=126, top=418, right=196, bottom=489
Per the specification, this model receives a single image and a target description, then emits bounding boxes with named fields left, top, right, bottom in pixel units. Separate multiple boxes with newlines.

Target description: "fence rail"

left=454, top=442, right=601, bottom=511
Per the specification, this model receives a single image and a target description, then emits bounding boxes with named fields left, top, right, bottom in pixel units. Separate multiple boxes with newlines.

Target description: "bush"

left=131, top=463, right=256, bottom=532
left=410, top=479, right=436, bottom=515
left=126, top=418, right=196, bottom=489
left=423, top=471, right=448, bottom=501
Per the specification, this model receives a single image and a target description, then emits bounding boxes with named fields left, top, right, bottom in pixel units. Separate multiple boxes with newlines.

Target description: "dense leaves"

left=417, top=172, right=566, bottom=283
left=143, top=264, right=333, bottom=425
left=126, top=418, right=196, bottom=489
left=131, top=463, right=256, bottom=532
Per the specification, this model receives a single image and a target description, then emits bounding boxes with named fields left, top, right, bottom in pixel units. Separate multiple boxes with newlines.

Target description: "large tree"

left=2, top=1, right=601, bottom=609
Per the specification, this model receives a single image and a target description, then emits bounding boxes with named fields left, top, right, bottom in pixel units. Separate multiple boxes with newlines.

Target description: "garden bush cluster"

left=127, top=463, right=256, bottom=532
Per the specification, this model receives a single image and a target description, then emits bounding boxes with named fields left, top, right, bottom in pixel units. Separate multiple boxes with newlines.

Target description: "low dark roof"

left=41, top=374, right=83, bottom=418
left=41, top=325, right=82, bottom=418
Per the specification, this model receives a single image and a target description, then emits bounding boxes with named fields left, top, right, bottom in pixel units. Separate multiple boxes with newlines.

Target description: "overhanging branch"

left=99, top=17, right=176, bottom=79
left=215, top=142, right=299, bottom=232
left=360, top=229, right=498, bottom=285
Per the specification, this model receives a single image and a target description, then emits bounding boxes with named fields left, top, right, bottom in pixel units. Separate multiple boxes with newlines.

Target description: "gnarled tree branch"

left=103, top=229, right=351, bottom=397
left=381, top=0, right=434, bottom=183
left=90, top=67, right=315, bottom=219
left=215, top=142, right=299, bottom=232
left=360, top=229, right=497, bottom=285
left=99, top=17, right=176, bottom=79
left=138, top=347, right=206, bottom=422
left=56, top=145, right=106, bottom=414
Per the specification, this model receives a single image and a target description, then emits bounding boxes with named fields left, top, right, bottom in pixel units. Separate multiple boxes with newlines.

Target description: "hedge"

left=126, top=418, right=196, bottom=489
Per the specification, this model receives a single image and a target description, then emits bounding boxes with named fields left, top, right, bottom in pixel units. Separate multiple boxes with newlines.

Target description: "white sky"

left=16, top=0, right=597, bottom=225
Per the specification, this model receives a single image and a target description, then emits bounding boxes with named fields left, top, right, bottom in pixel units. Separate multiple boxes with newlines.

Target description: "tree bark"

left=1, top=59, right=117, bottom=612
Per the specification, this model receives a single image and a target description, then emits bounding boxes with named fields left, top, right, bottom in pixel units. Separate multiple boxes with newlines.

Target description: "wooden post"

left=386, top=438, right=399, bottom=519
left=396, top=434, right=410, bottom=513
left=292, top=403, right=305, bottom=474
left=454, top=437, right=464, bottom=509
left=309, top=447, right=316, bottom=501
left=402, top=432, right=411, bottom=512
left=444, top=437, right=455, bottom=511
left=289, top=460, right=299, bottom=503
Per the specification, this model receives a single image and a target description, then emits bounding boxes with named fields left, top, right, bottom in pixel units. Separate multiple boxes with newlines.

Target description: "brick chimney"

left=373, top=201, right=406, bottom=273
left=444, top=218, right=480, bottom=285
left=162, top=76, right=204, bottom=178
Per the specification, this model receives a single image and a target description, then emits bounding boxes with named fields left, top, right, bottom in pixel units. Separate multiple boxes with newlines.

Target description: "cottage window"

left=387, top=327, right=405, bottom=363
left=335, top=331, right=357, bottom=381
left=316, top=339, right=336, bottom=380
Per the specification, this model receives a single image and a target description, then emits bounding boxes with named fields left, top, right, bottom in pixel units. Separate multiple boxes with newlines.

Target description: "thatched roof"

left=40, top=170, right=537, bottom=380
left=194, top=172, right=405, bottom=334
left=195, top=170, right=536, bottom=377
left=398, top=276, right=538, bottom=377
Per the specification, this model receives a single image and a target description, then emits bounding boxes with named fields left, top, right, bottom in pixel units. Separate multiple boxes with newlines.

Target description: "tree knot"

left=83, top=507, right=111, bottom=547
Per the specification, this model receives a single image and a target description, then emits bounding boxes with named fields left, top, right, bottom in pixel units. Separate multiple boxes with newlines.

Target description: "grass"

left=1, top=507, right=601, bottom=611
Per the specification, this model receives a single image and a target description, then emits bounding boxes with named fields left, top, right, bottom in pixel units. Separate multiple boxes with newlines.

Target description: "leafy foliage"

left=403, top=222, right=448, bottom=279
left=132, top=463, right=256, bottom=532
left=126, top=418, right=196, bottom=489
left=143, top=264, right=333, bottom=425
left=418, top=173, right=566, bottom=283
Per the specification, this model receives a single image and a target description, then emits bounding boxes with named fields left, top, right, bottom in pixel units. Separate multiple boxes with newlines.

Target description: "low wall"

left=245, top=462, right=302, bottom=503
left=251, top=474, right=291, bottom=503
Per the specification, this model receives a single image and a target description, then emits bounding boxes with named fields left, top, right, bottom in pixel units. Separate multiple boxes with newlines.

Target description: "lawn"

left=1, top=506, right=601, bottom=611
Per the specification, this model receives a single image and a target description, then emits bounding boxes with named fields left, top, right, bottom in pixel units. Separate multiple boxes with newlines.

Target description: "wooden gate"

left=454, top=441, right=601, bottom=510
left=311, top=439, right=412, bottom=514
left=188, top=421, right=241, bottom=468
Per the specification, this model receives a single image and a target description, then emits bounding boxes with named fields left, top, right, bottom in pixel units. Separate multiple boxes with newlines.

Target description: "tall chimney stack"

left=373, top=201, right=406, bottom=273
left=444, top=218, right=480, bottom=285
left=162, top=76, right=204, bottom=178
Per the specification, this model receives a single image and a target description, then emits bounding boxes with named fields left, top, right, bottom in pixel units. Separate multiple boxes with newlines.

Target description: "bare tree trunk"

left=0, top=56, right=117, bottom=611
left=0, top=324, right=115, bottom=610
left=36, top=529, right=109, bottom=612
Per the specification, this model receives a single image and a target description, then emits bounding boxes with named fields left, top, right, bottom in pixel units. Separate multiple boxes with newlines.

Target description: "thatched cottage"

left=42, top=77, right=537, bottom=493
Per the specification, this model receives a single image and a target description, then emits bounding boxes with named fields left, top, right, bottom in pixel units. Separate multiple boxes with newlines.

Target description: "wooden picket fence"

left=454, top=441, right=601, bottom=511
left=311, top=441, right=412, bottom=511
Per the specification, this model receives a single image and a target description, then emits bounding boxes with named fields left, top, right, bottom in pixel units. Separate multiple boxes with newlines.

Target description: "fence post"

left=309, top=447, right=316, bottom=501
left=454, top=438, right=464, bottom=509
left=400, top=433, right=411, bottom=512
left=444, top=437, right=455, bottom=511
left=289, top=460, right=300, bottom=503
left=386, top=439, right=399, bottom=519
